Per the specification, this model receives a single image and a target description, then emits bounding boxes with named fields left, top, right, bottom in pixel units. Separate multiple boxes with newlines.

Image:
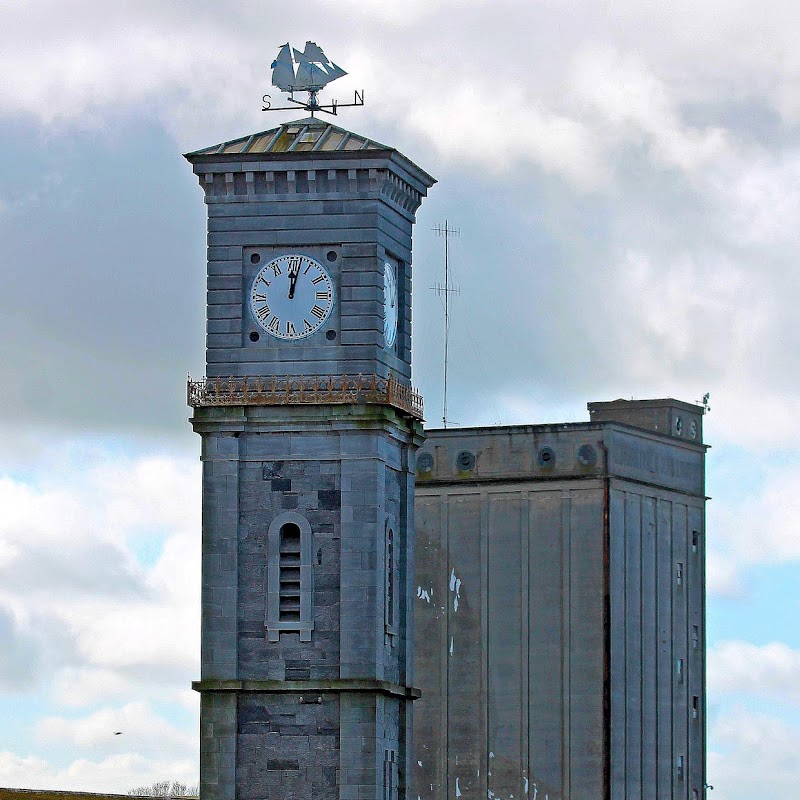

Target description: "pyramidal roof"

left=186, top=117, right=391, bottom=158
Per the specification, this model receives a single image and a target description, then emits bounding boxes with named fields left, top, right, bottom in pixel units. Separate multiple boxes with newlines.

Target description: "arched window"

left=385, top=523, right=397, bottom=636
left=266, top=512, right=313, bottom=641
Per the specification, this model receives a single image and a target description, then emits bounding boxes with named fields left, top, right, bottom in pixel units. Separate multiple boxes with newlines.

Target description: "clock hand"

left=288, top=268, right=299, bottom=299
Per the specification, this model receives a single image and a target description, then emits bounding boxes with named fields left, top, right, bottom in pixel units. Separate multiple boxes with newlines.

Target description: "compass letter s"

left=262, top=94, right=272, bottom=111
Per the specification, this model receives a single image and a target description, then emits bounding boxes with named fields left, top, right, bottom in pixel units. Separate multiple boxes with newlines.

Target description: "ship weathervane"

left=262, top=41, right=364, bottom=117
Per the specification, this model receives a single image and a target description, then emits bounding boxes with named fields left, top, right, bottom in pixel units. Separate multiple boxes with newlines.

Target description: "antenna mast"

left=431, top=221, right=461, bottom=428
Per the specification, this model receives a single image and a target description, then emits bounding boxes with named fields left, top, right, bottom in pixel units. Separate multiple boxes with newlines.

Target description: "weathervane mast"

left=262, top=41, right=364, bottom=116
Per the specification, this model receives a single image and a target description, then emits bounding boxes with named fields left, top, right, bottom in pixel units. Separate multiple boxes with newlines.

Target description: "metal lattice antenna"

left=431, top=221, right=461, bottom=428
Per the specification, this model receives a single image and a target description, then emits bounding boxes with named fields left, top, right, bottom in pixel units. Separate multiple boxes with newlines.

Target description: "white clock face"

left=250, top=254, right=334, bottom=340
left=383, top=261, right=398, bottom=348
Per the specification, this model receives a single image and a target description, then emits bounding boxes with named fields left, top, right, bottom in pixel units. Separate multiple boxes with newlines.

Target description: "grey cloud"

left=0, top=540, right=146, bottom=599
left=1, top=0, right=799, bottom=439
left=0, top=117, right=204, bottom=433
left=0, top=606, right=41, bottom=689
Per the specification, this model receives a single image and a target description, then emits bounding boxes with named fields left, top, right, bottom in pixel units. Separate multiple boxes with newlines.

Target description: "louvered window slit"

left=279, top=524, right=302, bottom=621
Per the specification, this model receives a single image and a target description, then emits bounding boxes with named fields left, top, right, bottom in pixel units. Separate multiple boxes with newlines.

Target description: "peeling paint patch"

left=524, top=778, right=529, bottom=795
left=449, top=636, right=454, bottom=655
left=456, top=777, right=462, bottom=798
left=487, top=792, right=494, bottom=800
left=416, top=586, right=432, bottom=602
left=489, top=751, right=495, bottom=758
left=418, top=760, right=423, bottom=767
left=449, top=568, right=462, bottom=611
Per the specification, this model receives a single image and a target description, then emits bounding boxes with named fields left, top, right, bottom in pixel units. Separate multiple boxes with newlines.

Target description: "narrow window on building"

left=692, top=695, right=699, bottom=719
left=676, top=755, right=684, bottom=779
left=384, top=750, right=397, bottom=800
left=677, top=562, right=684, bottom=586
left=266, top=512, right=314, bottom=642
left=279, top=523, right=302, bottom=622
left=692, top=530, right=700, bottom=554
left=385, top=527, right=395, bottom=629
left=692, top=625, right=700, bottom=649
left=676, top=658, right=684, bottom=683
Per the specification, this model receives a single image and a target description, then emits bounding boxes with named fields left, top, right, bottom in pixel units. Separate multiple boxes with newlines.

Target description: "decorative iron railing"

left=187, top=373, right=424, bottom=419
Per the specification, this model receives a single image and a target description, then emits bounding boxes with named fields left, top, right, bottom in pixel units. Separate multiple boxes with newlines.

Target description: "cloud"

left=0, top=441, right=200, bottom=789
left=0, top=443, right=200, bottom=697
left=0, top=6, right=254, bottom=129
left=0, top=606, right=42, bottom=690
left=318, top=0, right=491, bottom=25
left=401, top=83, right=608, bottom=188
left=0, top=751, right=198, bottom=794
left=709, top=709, right=800, bottom=798
left=720, top=151, right=800, bottom=245
left=709, top=641, right=800, bottom=704
left=51, top=668, right=136, bottom=709
left=568, top=46, right=730, bottom=174
left=707, top=462, right=800, bottom=583
left=2, top=0, right=800, bottom=452
left=36, top=702, right=196, bottom=760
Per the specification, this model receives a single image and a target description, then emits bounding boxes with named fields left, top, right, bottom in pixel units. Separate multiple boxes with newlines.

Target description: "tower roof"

left=186, top=117, right=392, bottom=157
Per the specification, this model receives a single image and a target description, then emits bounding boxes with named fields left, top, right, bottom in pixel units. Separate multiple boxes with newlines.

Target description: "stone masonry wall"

left=237, top=692, right=340, bottom=799
left=238, top=450, right=341, bottom=680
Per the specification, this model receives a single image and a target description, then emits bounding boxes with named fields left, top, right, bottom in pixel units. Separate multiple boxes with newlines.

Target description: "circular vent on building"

left=537, top=446, right=555, bottom=468
left=456, top=450, right=476, bottom=472
left=577, top=444, right=597, bottom=467
left=417, top=452, right=434, bottom=473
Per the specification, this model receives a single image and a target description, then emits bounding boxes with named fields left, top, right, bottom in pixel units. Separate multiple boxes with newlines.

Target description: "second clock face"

left=383, top=261, right=398, bottom=348
left=250, top=254, right=334, bottom=340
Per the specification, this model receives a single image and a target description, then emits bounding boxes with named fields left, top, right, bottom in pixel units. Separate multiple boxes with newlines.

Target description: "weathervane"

left=262, top=41, right=364, bottom=116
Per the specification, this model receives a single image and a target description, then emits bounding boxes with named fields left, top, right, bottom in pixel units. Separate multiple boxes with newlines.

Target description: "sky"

left=1, top=0, right=799, bottom=796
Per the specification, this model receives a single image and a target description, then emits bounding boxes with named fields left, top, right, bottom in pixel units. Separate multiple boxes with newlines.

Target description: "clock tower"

left=185, top=118, right=435, bottom=800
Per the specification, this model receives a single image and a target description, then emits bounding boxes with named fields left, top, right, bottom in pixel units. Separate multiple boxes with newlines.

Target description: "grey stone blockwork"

left=238, top=455, right=341, bottom=678
left=200, top=693, right=237, bottom=800
left=237, top=692, right=340, bottom=800
left=192, top=403, right=424, bottom=800
left=187, top=146, right=436, bottom=385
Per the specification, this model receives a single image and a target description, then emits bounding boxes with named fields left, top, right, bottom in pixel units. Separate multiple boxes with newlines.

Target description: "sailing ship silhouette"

left=271, top=41, right=347, bottom=93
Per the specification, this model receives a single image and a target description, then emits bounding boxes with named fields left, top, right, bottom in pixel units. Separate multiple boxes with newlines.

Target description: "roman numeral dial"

left=249, top=253, right=334, bottom=340
left=383, top=261, right=398, bottom=349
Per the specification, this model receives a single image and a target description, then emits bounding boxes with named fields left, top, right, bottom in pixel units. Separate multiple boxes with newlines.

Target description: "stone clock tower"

left=185, top=118, right=435, bottom=800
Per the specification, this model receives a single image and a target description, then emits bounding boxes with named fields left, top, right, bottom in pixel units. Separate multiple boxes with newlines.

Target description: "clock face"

left=250, top=254, right=334, bottom=340
left=383, top=261, right=398, bottom=348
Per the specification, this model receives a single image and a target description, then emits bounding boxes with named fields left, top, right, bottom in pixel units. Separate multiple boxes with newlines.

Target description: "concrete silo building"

left=413, top=399, right=707, bottom=800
